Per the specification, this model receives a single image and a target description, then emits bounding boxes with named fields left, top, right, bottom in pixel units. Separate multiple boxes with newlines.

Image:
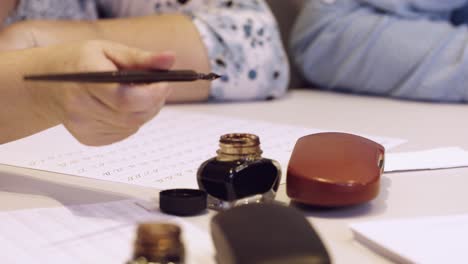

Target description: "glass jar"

left=197, top=133, right=281, bottom=210
left=127, top=222, right=185, bottom=264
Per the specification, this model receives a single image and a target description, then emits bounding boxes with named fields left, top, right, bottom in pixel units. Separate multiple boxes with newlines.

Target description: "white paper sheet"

left=385, top=147, right=468, bottom=172
left=0, top=109, right=405, bottom=189
left=0, top=200, right=214, bottom=264
left=350, top=214, right=468, bottom=264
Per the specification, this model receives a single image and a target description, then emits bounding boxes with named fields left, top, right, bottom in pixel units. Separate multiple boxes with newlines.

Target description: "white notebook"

left=0, top=108, right=405, bottom=189
left=350, top=214, right=468, bottom=264
left=0, top=199, right=214, bottom=264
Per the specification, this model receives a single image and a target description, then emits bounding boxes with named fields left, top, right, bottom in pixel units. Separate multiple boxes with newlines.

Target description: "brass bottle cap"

left=131, top=222, right=184, bottom=264
left=217, top=133, right=263, bottom=159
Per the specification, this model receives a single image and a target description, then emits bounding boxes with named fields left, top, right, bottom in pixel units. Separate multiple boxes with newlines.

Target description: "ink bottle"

left=197, top=133, right=281, bottom=210
left=127, top=222, right=185, bottom=264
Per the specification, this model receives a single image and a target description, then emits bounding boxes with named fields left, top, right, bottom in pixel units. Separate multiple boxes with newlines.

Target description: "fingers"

left=99, top=82, right=170, bottom=127
left=143, top=51, right=176, bottom=70
left=67, top=121, right=139, bottom=146
left=63, top=82, right=171, bottom=146
left=55, top=40, right=177, bottom=146
left=102, top=42, right=175, bottom=70
left=88, top=42, right=175, bottom=112
left=88, top=81, right=170, bottom=113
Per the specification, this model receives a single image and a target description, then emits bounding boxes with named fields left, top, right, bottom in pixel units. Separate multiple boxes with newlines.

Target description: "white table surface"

left=1, top=89, right=467, bottom=263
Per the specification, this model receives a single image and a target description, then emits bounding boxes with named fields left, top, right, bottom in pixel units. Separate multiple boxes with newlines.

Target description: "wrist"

left=19, top=47, right=63, bottom=126
left=0, top=48, right=60, bottom=142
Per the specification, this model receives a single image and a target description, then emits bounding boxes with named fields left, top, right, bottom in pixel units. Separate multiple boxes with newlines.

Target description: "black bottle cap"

left=159, top=189, right=207, bottom=216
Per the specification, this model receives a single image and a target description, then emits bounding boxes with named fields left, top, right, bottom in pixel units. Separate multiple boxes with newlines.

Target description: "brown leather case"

left=286, top=132, right=385, bottom=207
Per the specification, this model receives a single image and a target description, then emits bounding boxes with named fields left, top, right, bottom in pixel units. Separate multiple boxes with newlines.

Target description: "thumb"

left=103, top=42, right=175, bottom=70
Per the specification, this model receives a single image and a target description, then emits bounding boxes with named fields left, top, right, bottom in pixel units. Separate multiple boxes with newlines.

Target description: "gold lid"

left=216, top=133, right=262, bottom=160
left=131, top=222, right=184, bottom=263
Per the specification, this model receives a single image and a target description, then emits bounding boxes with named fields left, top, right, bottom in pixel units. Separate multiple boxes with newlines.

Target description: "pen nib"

left=199, top=73, right=222, bottom=81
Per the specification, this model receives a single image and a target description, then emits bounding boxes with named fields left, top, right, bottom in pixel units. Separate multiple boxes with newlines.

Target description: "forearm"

left=291, top=0, right=468, bottom=102
left=0, top=49, right=59, bottom=143
left=360, top=0, right=468, bottom=16
left=95, top=15, right=211, bottom=102
left=3, top=15, right=210, bottom=102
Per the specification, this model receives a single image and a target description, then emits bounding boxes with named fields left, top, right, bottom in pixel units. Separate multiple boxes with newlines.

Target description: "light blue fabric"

left=4, top=0, right=98, bottom=24
left=5, top=0, right=289, bottom=102
left=291, top=0, right=468, bottom=102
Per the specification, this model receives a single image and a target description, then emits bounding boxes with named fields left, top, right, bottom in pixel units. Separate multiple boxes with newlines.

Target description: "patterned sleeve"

left=291, top=0, right=468, bottom=102
left=96, top=0, right=290, bottom=101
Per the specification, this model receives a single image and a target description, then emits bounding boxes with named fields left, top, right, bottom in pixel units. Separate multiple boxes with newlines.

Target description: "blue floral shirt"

left=5, top=0, right=289, bottom=101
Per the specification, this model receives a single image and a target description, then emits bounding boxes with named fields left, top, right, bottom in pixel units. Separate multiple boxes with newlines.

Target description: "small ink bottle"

left=197, top=133, right=281, bottom=210
left=127, top=222, right=185, bottom=264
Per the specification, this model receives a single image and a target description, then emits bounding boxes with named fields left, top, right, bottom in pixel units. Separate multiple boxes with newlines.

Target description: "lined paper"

left=0, top=200, right=214, bottom=264
left=0, top=109, right=406, bottom=189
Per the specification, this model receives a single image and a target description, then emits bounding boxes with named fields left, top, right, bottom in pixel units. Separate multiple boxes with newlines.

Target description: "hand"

left=0, top=21, right=38, bottom=51
left=26, top=40, right=175, bottom=146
